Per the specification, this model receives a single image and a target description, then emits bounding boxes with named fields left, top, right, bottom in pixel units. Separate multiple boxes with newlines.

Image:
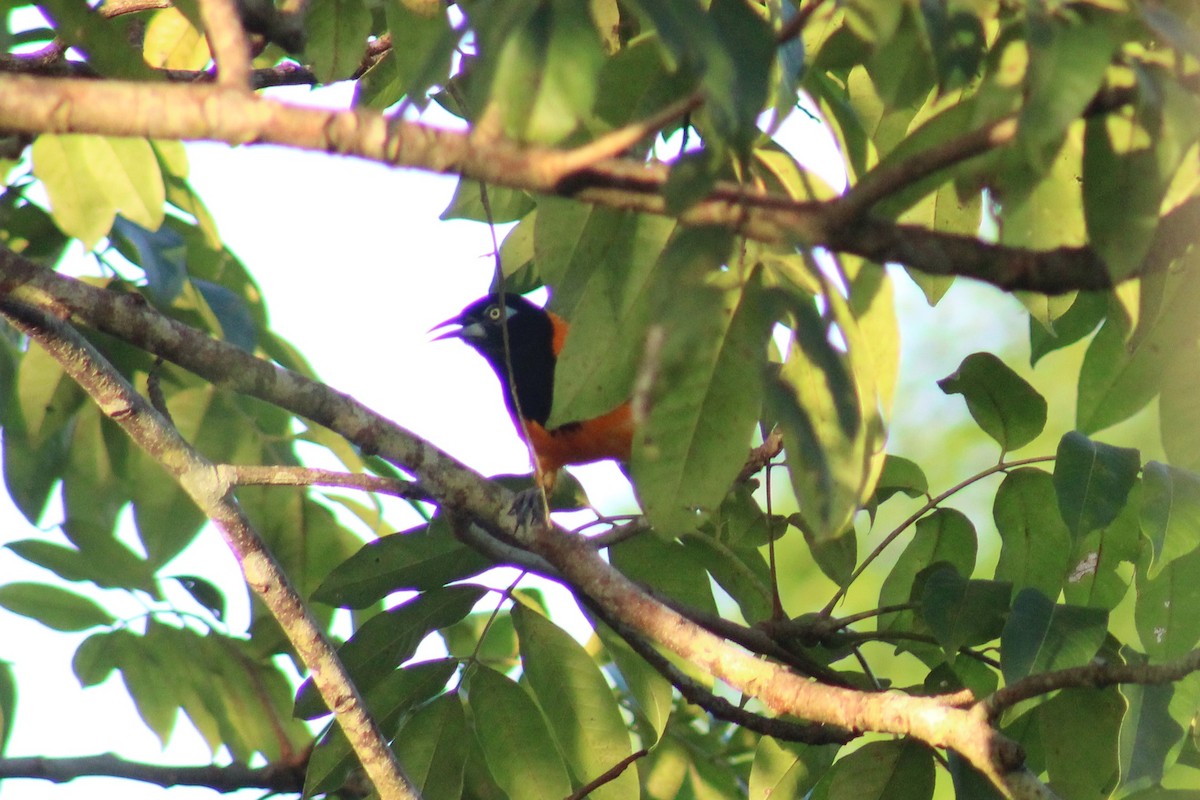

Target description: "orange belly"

left=522, top=404, right=633, bottom=490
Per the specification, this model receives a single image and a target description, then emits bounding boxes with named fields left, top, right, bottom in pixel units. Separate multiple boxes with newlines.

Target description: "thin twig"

left=224, top=464, right=432, bottom=501
left=824, top=455, right=1057, bottom=613
left=565, top=750, right=649, bottom=800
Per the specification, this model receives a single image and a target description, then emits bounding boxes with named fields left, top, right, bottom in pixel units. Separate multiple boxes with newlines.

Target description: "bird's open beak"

left=429, top=314, right=484, bottom=342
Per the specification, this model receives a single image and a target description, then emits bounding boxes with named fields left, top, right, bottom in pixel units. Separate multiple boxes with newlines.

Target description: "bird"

left=433, top=293, right=634, bottom=497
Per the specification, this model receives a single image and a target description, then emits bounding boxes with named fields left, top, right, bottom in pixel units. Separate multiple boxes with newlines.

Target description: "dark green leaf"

left=610, top=531, right=718, bottom=615
left=920, top=567, right=1010, bottom=654
left=1040, top=687, right=1123, bottom=799
left=513, top=605, right=636, bottom=800
left=1119, top=655, right=1186, bottom=790
left=393, top=694, right=468, bottom=800
left=305, top=660, right=458, bottom=796
left=1001, top=588, right=1108, bottom=683
left=0, top=582, right=114, bottom=632
left=298, top=585, right=484, bottom=714
left=172, top=575, right=226, bottom=621
left=1161, top=352, right=1200, bottom=472
left=313, top=519, right=491, bottom=607
left=1053, top=431, right=1140, bottom=539
left=938, top=352, right=1047, bottom=451
left=110, top=216, right=187, bottom=304
left=993, top=468, right=1073, bottom=600
left=1063, top=483, right=1141, bottom=610
left=801, top=523, right=857, bottom=589
left=878, top=508, right=977, bottom=634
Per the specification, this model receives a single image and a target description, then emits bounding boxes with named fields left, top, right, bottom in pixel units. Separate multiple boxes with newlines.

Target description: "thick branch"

left=0, top=300, right=418, bottom=800
left=225, top=464, right=432, bottom=501
left=0, top=73, right=1186, bottom=294
left=0, top=754, right=305, bottom=794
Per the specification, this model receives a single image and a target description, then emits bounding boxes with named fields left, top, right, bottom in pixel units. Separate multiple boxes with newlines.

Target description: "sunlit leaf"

left=464, top=665, right=573, bottom=800
left=393, top=693, right=468, bottom=800
left=993, top=468, right=1073, bottom=600
left=0, top=582, right=114, bottom=632
left=513, top=605, right=636, bottom=800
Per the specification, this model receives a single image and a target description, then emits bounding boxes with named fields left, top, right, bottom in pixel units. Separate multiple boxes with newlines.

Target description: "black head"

left=433, top=293, right=557, bottom=424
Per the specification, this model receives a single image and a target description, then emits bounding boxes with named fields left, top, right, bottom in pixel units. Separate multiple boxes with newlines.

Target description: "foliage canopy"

left=0, top=0, right=1199, bottom=799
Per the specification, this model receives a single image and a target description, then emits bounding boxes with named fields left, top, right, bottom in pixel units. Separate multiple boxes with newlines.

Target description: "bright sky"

left=0, top=82, right=1033, bottom=798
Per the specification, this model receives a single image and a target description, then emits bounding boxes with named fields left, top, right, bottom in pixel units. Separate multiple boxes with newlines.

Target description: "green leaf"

left=304, top=0, right=371, bottom=83
left=1018, top=8, right=1118, bottom=167
left=464, top=665, right=573, bottom=800
left=142, top=7, right=210, bottom=69
left=610, top=531, right=718, bottom=615
left=171, top=575, right=226, bottom=621
left=682, top=533, right=773, bottom=624
left=1077, top=262, right=1200, bottom=434
left=937, top=352, right=1047, bottom=451
left=801, top=523, right=857, bottom=589
left=313, top=519, right=491, bottom=607
left=440, top=179, right=534, bottom=223
left=1053, top=431, right=1140, bottom=539
left=376, top=4, right=457, bottom=109
left=826, top=739, right=935, bottom=800
left=472, top=0, right=606, bottom=144
left=306, top=660, right=457, bottom=796
left=1063, top=483, right=1141, bottom=610
left=32, top=134, right=165, bottom=248
left=1141, top=462, right=1200, bottom=578
left=749, top=738, right=838, bottom=800
left=1082, top=117, right=1162, bottom=281
left=299, top=585, right=484, bottom=713
left=919, top=567, right=1011, bottom=654
left=1001, top=588, right=1108, bottom=683
left=1119, top=658, right=1187, bottom=791
left=0, top=582, right=114, bottom=632
left=393, top=694, right=468, bottom=800
left=0, top=658, right=14, bottom=753
left=6, top=538, right=151, bottom=593
left=878, top=508, right=976, bottom=635
left=1161, top=351, right=1200, bottom=472
left=704, top=0, right=775, bottom=152
left=1040, top=687, right=1123, bottom=799
left=1136, top=545, right=1200, bottom=661
left=1028, top=291, right=1106, bottom=366
left=598, top=626, right=673, bottom=746
left=993, top=468, right=1073, bottom=600
left=871, top=455, right=928, bottom=506
left=633, top=270, right=773, bottom=533
left=512, top=605, right=636, bottom=800
left=545, top=210, right=677, bottom=426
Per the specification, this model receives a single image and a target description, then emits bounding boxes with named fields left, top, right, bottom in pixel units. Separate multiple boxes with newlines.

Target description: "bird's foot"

left=510, top=487, right=550, bottom=532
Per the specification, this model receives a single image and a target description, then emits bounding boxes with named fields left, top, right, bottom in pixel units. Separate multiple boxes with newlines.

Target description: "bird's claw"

left=510, top=487, right=550, bottom=531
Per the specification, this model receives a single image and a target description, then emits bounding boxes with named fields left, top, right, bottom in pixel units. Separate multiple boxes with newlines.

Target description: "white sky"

left=0, top=83, right=1039, bottom=798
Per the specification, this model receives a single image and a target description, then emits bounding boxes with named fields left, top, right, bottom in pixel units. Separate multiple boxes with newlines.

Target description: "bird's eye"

left=485, top=305, right=503, bottom=322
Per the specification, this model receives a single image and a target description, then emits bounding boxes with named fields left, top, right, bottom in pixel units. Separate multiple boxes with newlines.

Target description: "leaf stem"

left=822, top=454, right=1056, bottom=614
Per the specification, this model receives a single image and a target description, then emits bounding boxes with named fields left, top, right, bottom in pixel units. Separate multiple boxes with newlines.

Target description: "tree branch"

left=0, top=754, right=306, bottom=794
left=0, top=299, right=419, bottom=800
left=224, top=464, right=432, bottom=501
left=983, top=648, right=1200, bottom=719
left=0, top=73, right=1189, bottom=294
left=196, top=0, right=252, bottom=87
